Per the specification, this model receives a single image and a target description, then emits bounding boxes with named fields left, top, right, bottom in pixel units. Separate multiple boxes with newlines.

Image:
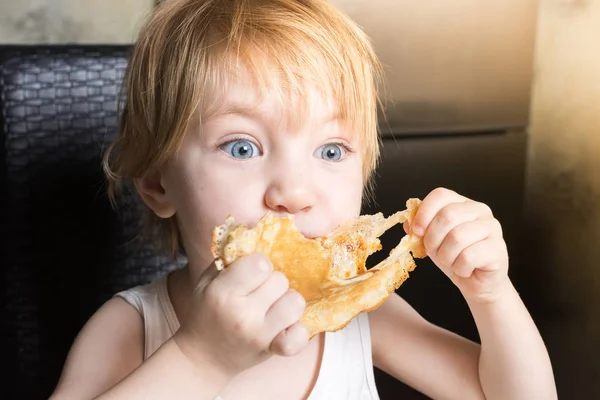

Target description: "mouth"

left=267, top=213, right=320, bottom=239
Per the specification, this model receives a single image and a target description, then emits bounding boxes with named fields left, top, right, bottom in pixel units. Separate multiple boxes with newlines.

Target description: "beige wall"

left=523, top=0, right=600, bottom=393
left=0, top=0, right=154, bottom=44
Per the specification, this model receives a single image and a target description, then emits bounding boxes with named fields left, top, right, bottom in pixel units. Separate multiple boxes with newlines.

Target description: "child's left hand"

left=410, top=188, right=510, bottom=303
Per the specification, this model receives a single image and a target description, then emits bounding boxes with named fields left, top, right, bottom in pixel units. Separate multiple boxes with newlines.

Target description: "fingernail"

left=412, top=224, right=424, bottom=236
left=292, top=290, right=306, bottom=306
left=258, top=260, right=272, bottom=272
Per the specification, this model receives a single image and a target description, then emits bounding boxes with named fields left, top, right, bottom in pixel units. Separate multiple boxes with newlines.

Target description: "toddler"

left=50, top=1, right=556, bottom=399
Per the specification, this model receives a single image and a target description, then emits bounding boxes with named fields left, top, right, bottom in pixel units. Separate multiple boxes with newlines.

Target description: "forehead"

left=201, top=69, right=343, bottom=133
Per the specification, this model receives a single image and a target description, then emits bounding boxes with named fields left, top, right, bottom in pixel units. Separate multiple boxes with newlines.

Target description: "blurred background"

left=1, top=0, right=599, bottom=399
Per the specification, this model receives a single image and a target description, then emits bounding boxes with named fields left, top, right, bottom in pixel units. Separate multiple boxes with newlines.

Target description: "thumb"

left=193, top=260, right=221, bottom=296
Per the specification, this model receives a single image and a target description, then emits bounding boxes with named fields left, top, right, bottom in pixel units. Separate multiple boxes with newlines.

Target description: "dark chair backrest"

left=0, top=45, right=177, bottom=400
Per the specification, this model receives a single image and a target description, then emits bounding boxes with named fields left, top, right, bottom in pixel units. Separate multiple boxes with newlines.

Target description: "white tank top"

left=115, top=274, right=381, bottom=400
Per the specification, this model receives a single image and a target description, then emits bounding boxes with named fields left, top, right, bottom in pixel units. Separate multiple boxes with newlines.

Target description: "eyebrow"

left=204, top=101, right=340, bottom=129
left=206, top=102, right=261, bottom=120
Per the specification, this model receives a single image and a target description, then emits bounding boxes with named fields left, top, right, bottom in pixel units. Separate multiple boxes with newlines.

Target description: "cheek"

left=169, top=179, right=236, bottom=264
left=321, top=163, right=364, bottom=216
left=342, top=179, right=364, bottom=216
left=171, top=169, right=265, bottom=241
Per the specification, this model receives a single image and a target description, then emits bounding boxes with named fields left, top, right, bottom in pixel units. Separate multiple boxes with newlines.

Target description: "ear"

left=135, top=171, right=176, bottom=219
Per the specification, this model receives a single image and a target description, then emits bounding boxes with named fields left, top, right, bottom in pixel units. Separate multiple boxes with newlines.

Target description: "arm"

left=49, top=298, right=228, bottom=400
left=51, top=255, right=309, bottom=400
left=371, top=294, right=486, bottom=400
left=468, top=279, right=556, bottom=400
left=371, top=288, right=556, bottom=400
left=372, top=188, right=556, bottom=400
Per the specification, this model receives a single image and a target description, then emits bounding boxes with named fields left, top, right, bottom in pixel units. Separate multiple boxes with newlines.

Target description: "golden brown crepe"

left=210, top=198, right=427, bottom=338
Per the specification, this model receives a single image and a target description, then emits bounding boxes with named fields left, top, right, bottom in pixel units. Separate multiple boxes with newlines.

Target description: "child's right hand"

left=174, top=253, right=309, bottom=380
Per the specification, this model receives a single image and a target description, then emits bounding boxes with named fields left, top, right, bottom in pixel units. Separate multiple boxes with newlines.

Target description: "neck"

left=167, top=251, right=213, bottom=324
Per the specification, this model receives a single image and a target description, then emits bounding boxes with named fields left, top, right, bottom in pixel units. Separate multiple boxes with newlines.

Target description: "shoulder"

left=50, top=295, right=145, bottom=399
left=69, top=295, right=146, bottom=357
left=114, top=278, right=159, bottom=310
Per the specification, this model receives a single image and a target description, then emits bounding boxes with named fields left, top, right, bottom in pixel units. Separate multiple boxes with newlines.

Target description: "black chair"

left=0, top=45, right=178, bottom=400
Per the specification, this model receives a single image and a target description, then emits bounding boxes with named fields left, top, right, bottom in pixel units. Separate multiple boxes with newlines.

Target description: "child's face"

left=159, top=80, right=364, bottom=269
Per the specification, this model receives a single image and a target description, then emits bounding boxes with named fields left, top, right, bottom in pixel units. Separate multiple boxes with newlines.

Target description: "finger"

left=269, top=322, right=310, bottom=357
left=452, top=238, right=504, bottom=278
left=412, top=188, right=467, bottom=236
left=194, top=260, right=221, bottom=295
left=434, top=218, right=501, bottom=270
left=249, top=271, right=290, bottom=312
left=424, top=201, right=492, bottom=257
left=264, top=289, right=306, bottom=337
left=214, top=253, right=273, bottom=296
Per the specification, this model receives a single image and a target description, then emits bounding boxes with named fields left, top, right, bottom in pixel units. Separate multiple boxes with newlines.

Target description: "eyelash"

left=218, top=137, right=355, bottom=155
left=326, top=141, right=355, bottom=154
left=219, top=135, right=261, bottom=151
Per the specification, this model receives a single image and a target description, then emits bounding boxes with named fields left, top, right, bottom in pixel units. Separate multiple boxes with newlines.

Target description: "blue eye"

left=316, top=143, right=346, bottom=161
left=221, top=139, right=260, bottom=159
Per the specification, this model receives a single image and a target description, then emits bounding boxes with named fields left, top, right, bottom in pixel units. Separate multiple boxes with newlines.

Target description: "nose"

left=264, top=171, right=316, bottom=215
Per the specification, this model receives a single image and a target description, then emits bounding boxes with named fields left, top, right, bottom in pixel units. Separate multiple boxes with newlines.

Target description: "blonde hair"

left=103, top=0, right=384, bottom=256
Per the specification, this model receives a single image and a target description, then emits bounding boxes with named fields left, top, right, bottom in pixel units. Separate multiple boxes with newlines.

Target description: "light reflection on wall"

left=522, top=0, right=600, bottom=396
left=0, top=0, right=154, bottom=44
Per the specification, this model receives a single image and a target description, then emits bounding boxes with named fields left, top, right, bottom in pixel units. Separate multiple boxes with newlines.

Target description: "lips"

left=267, top=214, right=320, bottom=239
left=255, top=212, right=329, bottom=239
